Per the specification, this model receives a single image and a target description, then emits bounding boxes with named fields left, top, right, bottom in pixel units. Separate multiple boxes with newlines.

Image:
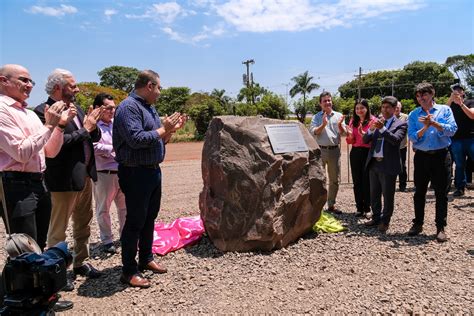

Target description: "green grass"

left=169, top=120, right=197, bottom=143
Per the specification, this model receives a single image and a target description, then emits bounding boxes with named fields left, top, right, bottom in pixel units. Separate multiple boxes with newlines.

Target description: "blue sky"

left=0, top=0, right=473, bottom=107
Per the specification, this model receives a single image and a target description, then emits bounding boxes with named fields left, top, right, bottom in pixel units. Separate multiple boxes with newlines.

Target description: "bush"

left=186, top=93, right=225, bottom=137
left=256, top=94, right=289, bottom=119
left=76, top=82, right=128, bottom=111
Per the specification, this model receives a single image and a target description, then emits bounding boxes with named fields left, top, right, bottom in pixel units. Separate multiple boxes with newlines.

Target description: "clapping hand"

left=163, top=112, right=186, bottom=133
left=358, top=124, right=367, bottom=136
left=322, top=112, right=328, bottom=126
left=44, top=101, right=67, bottom=128
left=84, top=105, right=103, bottom=132
left=59, top=104, right=77, bottom=126
left=418, top=114, right=432, bottom=127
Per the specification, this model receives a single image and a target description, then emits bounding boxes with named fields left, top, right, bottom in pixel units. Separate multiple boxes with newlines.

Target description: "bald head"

left=0, top=64, right=34, bottom=103
left=0, top=64, right=29, bottom=77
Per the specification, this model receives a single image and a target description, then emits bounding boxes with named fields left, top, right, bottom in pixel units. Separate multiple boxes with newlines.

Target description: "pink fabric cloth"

left=0, top=94, right=63, bottom=172
left=93, top=119, right=118, bottom=171
left=345, top=116, right=377, bottom=148
left=152, top=215, right=205, bottom=255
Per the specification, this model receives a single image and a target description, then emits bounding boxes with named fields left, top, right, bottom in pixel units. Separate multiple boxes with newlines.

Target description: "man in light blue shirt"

left=407, top=82, right=457, bottom=242
left=309, top=91, right=346, bottom=214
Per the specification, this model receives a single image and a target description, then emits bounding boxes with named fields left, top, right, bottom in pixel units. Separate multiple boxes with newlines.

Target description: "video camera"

left=0, top=241, right=72, bottom=315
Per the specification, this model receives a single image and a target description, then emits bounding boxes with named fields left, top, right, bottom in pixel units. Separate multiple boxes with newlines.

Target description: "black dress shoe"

left=62, top=279, right=74, bottom=292
left=73, top=263, right=103, bottom=279
left=364, top=219, right=379, bottom=227
left=453, top=189, right=464, bottom=197
left=102, top=243, right=117, bottom=254
left=407, top=224, right=423, bottom=236
left=53, top=300, right=74, bottom=312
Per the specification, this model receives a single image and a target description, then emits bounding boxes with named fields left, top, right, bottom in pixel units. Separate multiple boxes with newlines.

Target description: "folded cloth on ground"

left=152, top=215, right=205, bottom=255
left=312, top=211, right=346, bottom=233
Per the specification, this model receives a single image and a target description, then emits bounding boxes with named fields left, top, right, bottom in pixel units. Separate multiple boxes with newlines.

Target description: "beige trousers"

left=320, top=147, right=341, bottom=208
left=47, top=178, right=93, bottom=268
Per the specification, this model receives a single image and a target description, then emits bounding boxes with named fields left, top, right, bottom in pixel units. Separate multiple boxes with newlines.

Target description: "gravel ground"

left=1, top=142, right=473, bottom=314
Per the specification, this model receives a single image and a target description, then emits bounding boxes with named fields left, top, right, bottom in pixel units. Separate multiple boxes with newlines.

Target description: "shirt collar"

left=0, top=94, right=28, bottom=109
left=130, top=91, right=150, bottom=107
left=98, top=119, right=113, bottom=127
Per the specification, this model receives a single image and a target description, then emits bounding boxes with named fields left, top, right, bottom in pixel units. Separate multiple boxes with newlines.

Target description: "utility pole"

left=242, top=59, right=255, bottom=104
left=354, top=67, right=366, bottom=99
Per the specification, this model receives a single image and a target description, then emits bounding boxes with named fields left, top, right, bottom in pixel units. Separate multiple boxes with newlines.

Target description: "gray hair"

left=45, top=68, right=73, bottom=95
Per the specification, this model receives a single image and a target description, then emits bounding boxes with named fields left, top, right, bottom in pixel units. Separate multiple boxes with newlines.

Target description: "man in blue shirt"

left=113, top=70, right=186, bottom=288
left=407, top=82, right=457, bottom=242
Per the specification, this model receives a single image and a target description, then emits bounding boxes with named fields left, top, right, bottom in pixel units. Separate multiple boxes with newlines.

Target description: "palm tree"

left=290, top=71, right=320, bottom=123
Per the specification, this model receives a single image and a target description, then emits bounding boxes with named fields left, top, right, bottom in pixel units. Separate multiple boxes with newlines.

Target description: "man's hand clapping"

left=84, top=105, right=103, bottom=133
left=44, top=101, right=66, bottom=128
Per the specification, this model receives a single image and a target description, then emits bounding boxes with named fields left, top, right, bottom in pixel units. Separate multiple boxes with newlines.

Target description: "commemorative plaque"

left=264, top=124, right=308, bottom=154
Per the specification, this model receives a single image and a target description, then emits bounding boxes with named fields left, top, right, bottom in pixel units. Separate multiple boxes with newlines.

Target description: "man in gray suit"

left=362, top=96, right=408, bottom=233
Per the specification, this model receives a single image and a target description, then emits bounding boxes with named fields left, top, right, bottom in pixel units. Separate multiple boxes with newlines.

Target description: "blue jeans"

left=450, top=138, right=474, bottom=190
left=118, top=165, right=162, bottom=275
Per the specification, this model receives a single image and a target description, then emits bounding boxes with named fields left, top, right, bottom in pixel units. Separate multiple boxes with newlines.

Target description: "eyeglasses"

left=10, top=76, right=36, bottom=87
left=151, top=82, right=163, bottom=91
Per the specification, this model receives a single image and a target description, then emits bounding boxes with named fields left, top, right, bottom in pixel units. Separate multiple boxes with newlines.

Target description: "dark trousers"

left=118, top=165, right=162, bottom=275
left=413, top=149, right=451, bottom=229
left=350, top=147, right=370, bottom=213
left=0, top=173, right=51, bottom=250
left=369, top=163, right=397, bottom=225
left=398, top=147, right=408, bottom=189
left=450, top=138, right=474, bottom=190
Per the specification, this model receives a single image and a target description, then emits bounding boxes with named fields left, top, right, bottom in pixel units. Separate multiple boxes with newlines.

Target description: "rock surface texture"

left=200, top=116, right=327, bottom=252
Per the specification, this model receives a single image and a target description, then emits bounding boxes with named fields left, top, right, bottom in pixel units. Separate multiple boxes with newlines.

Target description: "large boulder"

left=199, top=116, right=327, bottom=252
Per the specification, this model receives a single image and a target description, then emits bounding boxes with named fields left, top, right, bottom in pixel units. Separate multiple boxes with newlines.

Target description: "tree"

left=237, top=83, right=269, bottom=104
left=156, top=87, right=190, bottom=115
left=97, top=66, right=140, bottom=92
left=338, top=61, right=455, bottom=100
left=445, top=54, right=474, bottom=88
left=75, top=82, right=128, bottom=111
left=289, top=71, right=320, bottom=123
left=186, top=93, right=225, bottom=138
left=256, top=94, right=289, bottom=119
left=210, top=89, right=233, bottom=114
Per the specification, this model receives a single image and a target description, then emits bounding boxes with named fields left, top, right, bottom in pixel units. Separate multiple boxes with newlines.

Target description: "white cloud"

left=162, top=27, right=187, bottom=42
left=213, top=0, right=425, bottom=32
left=104, top=9, right=118, bottom=21
left=126, top=2, right=187, bottom=24
left=27, top=4, right=78, bottom=17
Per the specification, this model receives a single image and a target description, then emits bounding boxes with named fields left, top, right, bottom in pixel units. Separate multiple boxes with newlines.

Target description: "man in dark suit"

left=362, top=96, right=408, bottom=233
left=34, top=69, right=104, bottom=288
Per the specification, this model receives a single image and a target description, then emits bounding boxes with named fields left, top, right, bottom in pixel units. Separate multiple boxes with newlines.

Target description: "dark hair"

left=134, top=70, right=159, bottom=89
left=319, top=91, right=332, bottom=103
left=415, top=82, right=435, bottom=95
left=352, top=98, right=371, bottom=127
left=382, top=96, right=398, bottom=108
left=93, top=93, right=114, bottom=108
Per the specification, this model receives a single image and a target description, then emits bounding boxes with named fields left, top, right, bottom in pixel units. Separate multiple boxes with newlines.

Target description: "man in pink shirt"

left=0, top=64, right=76, bottom=250
left=92, top=93, right=126, bottom=254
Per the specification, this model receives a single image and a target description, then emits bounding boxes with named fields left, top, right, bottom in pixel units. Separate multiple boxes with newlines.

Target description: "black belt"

left=98, top=170, right=118, bottom=174
left=320, top=145, right=339, bottom=150
left=121, top=163, right=160, bottom=169
left=416, top=148, right=448, bottom=155
left=1, top=171, right=44, bottom=181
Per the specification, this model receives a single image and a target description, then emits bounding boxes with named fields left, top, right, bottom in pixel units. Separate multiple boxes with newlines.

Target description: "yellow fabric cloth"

left=313, top=211, right=346, bottom=233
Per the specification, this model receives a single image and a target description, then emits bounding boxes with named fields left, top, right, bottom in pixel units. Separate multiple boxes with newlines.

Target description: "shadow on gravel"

left=75, top=266, right=126, bottom=298
left=185, top=236, right=224, bottom=259
left=336, top=213, right=432, bottom=247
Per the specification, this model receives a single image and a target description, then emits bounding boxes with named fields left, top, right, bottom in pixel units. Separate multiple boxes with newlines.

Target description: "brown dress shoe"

left=364, top=219, right=379, bottom=227
left=378, top=223, right=389, bottom=233
left=327, top=206, right=342, bottom=214
left=120, top=273, right=150, bottom=288
left=436, top=229, right=448, bottom=242
left=139, top=261, right=168, bottom=274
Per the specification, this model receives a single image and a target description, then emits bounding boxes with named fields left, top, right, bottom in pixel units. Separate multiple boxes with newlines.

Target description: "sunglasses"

left=10, top=76, right=36, bottom=87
